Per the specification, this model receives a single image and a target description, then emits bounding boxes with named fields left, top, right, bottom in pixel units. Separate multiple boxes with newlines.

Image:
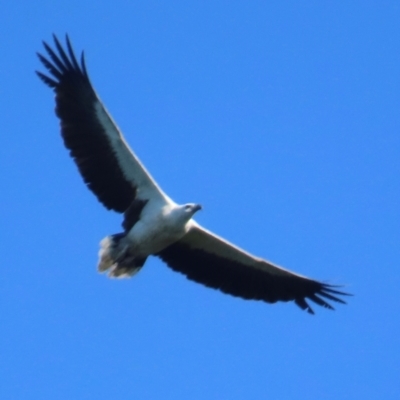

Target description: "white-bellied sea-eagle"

left=36, top=35, right=349, bottom=314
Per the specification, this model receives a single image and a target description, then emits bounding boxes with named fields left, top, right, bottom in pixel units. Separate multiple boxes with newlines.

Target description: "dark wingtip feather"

left=36, top=34, right=92, bottom=91
left=309, top=294, right=335, bottom=310
left=295, top=298, right=315, bottom=315
left=319, top=284, right=352, bottom=305
left=80, top=51, right=88, bottom=76
left=320, top=291, right=347, bottom=305
left=322, top=285, right=353, bottom=297
left=53, top=34, right=74, bottom=71
left=42, top=40, right=67, bottom=74
left=37, top=51, right=62, bottom=79
left=36, top=70, right=58, bottom=88
left=295, top=282, right=352, bottom=314
left=65, top=34, right=81, bottom=71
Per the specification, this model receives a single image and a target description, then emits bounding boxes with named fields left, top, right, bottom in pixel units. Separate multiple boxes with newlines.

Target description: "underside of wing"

left=157, top=224, right=349, bottom=314
left=36, top=35, right=168, bottom=213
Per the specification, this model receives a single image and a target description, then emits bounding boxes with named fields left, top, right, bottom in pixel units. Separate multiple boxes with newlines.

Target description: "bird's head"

left=182, top=203, right=202, bottom=215
left=173, top=203, right=202, bottom=224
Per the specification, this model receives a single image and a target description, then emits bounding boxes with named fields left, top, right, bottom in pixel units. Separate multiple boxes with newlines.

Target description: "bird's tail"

left=98, top=233, right=147, bottom=278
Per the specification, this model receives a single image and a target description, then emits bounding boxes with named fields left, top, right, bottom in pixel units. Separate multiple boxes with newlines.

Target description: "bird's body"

left=37, top=35, right=350, bottom=314
left=99, top=202, right=198, bottom=277
left=125, top=203, right=191, bottom=255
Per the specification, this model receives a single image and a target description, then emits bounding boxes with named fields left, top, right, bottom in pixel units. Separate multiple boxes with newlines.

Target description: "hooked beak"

left=193, top=204, right=202, bottom=213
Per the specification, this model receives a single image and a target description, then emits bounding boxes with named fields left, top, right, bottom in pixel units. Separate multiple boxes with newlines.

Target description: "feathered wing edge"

left=158, top=224, right=350, bottom=314
left=36, top=34, right=169, bottom=214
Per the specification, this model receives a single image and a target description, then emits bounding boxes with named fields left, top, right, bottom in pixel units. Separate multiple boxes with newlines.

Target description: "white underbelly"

left=126, top=213, right=187, bottom=256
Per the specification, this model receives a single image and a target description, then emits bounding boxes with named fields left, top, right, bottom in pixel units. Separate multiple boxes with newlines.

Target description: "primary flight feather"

left=37, top=35, right=349, bottom=314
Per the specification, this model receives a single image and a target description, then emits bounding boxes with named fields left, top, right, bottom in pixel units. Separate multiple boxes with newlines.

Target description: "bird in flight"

left=36, top=35, right=349, bottom=314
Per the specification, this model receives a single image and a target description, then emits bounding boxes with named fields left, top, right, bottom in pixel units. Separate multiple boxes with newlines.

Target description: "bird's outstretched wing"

left=158, top=223, right=349, bottom=314
left=36, top=35, right=169, bottom=213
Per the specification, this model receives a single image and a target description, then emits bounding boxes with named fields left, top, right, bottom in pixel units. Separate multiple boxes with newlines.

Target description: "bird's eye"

left=184, top=205, right=191, bottom=211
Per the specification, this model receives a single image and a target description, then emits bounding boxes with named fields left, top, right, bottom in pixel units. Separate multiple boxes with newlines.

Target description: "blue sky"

left=1, top=1, right=399, bottom=399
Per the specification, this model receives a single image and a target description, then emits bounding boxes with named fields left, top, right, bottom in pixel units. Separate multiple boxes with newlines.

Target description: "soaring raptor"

left=37, top=35, right=349, bottom=314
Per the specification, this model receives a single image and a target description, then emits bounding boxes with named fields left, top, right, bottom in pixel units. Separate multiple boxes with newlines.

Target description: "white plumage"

left=37, top=35, right=349, bottom=314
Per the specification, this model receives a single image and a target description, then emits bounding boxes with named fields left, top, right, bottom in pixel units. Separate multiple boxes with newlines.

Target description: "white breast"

left=126, top=203, right=189, bottom=256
